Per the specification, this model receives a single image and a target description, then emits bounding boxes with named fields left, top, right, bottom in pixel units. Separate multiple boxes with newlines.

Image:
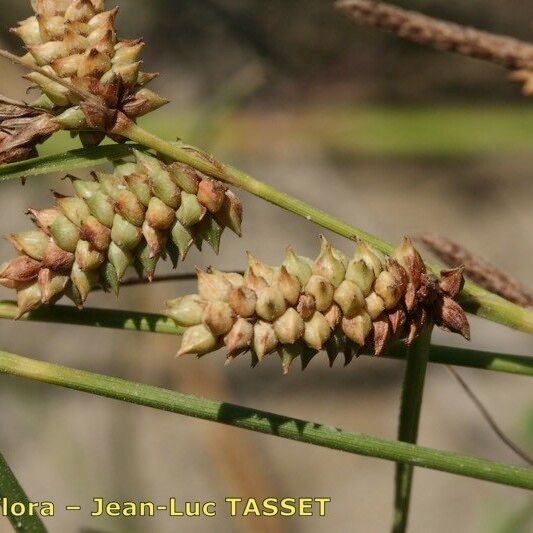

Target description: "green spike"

left=100, top=261, right=120, bottom=296
left=171, top=221, right=194, bottom=260
left=194, top=215, right=224, bottom=254
left=325, top=328, right=346, bottom=368
left=136, top=242, right=159, bottom=281
left=278, top=343, right=301, bottom=375
left=166, top=239, right=180, bottom=269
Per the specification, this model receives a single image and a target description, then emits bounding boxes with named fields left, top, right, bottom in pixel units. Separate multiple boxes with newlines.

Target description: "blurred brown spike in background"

left=416, top=233, right=533, bottom=309
left=335, top=0, right=533, bottom=71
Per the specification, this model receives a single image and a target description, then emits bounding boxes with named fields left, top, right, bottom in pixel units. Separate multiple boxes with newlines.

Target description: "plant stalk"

left=0, top=350, right=532, bottom=490
left=115, top=121, right=533, bottom=335
left=335, top=0, right=533, bottom=70
left=0, top=301, right=531, bottom=376
left=393, top=325, right=433, bottom=533
left=0, top=450, right=47, bottom=532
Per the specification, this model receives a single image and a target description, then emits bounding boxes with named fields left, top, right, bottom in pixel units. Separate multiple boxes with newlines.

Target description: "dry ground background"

left=0, top=1, right=532, bottom=532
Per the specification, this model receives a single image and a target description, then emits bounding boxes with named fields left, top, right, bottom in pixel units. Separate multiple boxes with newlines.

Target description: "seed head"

left=1, top=150, right=242, bottom=314
left=167, top=237, right=470, bottom=373
left=11, top=0, right=167, bottom=141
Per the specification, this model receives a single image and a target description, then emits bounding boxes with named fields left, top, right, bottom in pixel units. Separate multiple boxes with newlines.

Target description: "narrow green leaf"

left=0, top=450, right=47, bottom=532
left=0, top=144, right=145, bottom=181
left=0, top=350, right=532, bottom=490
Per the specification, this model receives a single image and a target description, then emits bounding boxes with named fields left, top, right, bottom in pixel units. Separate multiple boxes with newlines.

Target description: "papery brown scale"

left=324, top=304, right=342, bottom=330
left=433, top=296, right=471, bottom=340
left=80, top=100, right=109, bottom=130
left=387, top=259, right=409, bottom=293
left=296, top=293, right=316, bottom=321
left=114, top=190, right=146, bottom=227
left=42, top=240, right=75, bottom=271
left=439, top=266, right=466, bottom=298
left=0, top=256, right=41, bottom=282
left=142, top=223, right=166, bottom=258
left=97, top=74, right=125, bottom=109
left=243, top=270, right=268, bottom=294
left=407, top=308, right=429, bottom=345
left=145, top=197, right=176, bottom=230
left=224, top=318, right=253, bottom=354
left=197, top=178, right=226, bottom=213
left=80, top=216, right=111, bottom=252
left=416, top=272, right=439, bottom=306
left=388, top=306, right=407, bottom=338
left=372, top=316, right=390, bottom=356
left=395, top=237, right=425, bottom=289
left=404, top=282, right=417, bottom=313
left=0, top=104, right=59, bottom=164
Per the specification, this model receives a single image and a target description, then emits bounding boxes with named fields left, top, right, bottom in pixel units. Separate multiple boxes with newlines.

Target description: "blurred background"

left=0, top=0, right=532, bottom=531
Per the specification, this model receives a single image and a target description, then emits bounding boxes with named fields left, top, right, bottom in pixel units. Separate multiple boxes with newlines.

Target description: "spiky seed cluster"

left=0, top=150, right=242, bottom=317
left=167, top=237, right=470, bottom=374
left=12, top=0, right=167, bottom=141
left=0, top=96, right=59, bottom=164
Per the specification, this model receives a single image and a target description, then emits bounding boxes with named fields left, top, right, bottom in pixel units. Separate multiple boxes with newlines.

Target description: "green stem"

left=0, top=301, right=531, bottom=376
left=119, top=122, right=533, bottom=335
left=0, top=350, right=532, bottom=490
left=393, top=325, right=433, bottom=533
left=0, top=450, right=47, bottom=532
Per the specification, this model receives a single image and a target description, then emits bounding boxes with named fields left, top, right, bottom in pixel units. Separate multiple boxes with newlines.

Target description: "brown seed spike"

left=167, top=238, right=471, bottom=368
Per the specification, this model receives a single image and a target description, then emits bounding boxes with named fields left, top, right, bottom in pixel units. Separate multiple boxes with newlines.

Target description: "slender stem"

left=393, top=325, right=433, bottom=533
left=0, top=301, right=531, bottom=376
left=0, top=301, right=184, bottom=336
left=0, top=450, right=47, bottom=532
left=0, top=350, right=531, bottom=490
left=446, top=366, right=533, bottom=466
left=117, top=121, right=533, bottom=335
